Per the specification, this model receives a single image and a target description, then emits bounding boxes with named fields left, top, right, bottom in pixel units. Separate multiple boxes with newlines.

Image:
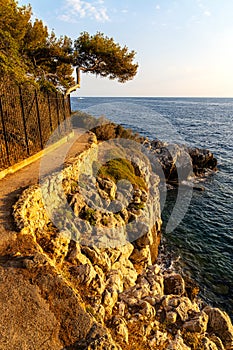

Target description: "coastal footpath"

left=1, top=124, right=232, bottom=349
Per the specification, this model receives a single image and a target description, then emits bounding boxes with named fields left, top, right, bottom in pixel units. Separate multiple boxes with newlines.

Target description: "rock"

left=89, top=267, right=106, bottom=295
left=167, top=331, right=191, bottom=349
left=166, top=311, right=177, bottom=324
left=66, top=240, right=91, bottom=265
left=97, top=177, right=117, bottom=200
left=75, top=323, right=122, bottom=350
left=162, top=296, right=199, bottom=322
left=175, top=297, right=199, bottom=322
left=164, top=273, right=186, bottom=296
left=143, top=296, right=156, bottom=306
left=149, top=330, right=168, bottom=348
left=106, top=270, right=124, bottom=293
left=139, top=300, right=156, bottom=319
left=107, top=200, right=124, bottom=213
left=70, top=263, right=96, bottom=286
left=203, top=306, right=233, bottom=350
left=69, top=192, right=85, bottom=216
left=201, top=337, right=219, bottom=350
left=86, top=131, right=97, bottom=145
left=81, top=246, right=111, bottom=271
left=117, top=301, right=126, bottom=317
left=112, top=316, right=129, bottom=343
left=112, top=256, right=137, bottom=289
left=102, top=289, right=118, bottom=316
left=188, top=147, right=217, bottom=175
left=130, top=246, right=152, bottom=272
left=50, top=230, right=71, bottom=264
left=183, top=311, right=208, bottom=333
left=209, top=335, right=225, bottom=350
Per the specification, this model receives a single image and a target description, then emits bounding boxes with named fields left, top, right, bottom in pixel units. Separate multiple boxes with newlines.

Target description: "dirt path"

left=0, top=131, right=91, bottom=249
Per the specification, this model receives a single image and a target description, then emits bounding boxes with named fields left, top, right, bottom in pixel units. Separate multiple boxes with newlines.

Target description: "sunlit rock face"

left=11, top=136, right=232, bottom=350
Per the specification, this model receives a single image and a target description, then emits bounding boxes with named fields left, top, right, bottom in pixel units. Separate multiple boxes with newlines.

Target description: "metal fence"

left=0, top=80, right=72, bottom=171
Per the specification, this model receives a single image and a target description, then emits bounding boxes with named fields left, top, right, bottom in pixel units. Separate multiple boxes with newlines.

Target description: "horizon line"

left=70, top=95, right=233, bottom=99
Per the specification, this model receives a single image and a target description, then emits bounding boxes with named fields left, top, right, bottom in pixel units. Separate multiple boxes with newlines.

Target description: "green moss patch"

left=97, top=158, right=147, bottom=191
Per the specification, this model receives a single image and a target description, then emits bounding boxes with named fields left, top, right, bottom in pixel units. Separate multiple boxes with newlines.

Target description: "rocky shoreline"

left=10, top=126, right=233, bottom=350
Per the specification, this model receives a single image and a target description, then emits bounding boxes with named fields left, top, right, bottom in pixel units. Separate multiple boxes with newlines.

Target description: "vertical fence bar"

left=47, top=91, right=53, bottom=132
left=35, top=90, right=43, bottom=149
left=62, top=95, right=66, bottom=122
left=56, top=92, right=61, bottom=134
left=62, top=94, right=68, bottom=133
left=19, top=86, right=30, bottom=156
left=0, top=96, right=10, bottom=166
left=67, top=94, right=71, bottom=115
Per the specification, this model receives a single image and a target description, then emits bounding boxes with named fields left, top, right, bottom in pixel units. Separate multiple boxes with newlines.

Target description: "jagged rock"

left=107, top=200, right=124, bottom=213
left=89, top=267, right=106, bottom=295
left=70, top=263, right=96, bottom=286
left=81, top=246, right=111, bottom=271
left=166, top=311, right=177, bottom=324
left=139, top=300, right=156, bottom=319
left=50, top=230, right=71, bottom=264
left=149, top=330, right=168, bottom=348
left=163, top=296, right=199, bottom=322
left=66, top=240, right=92, bottom=266
left=203, top=306, right=233, bottom=350
left=143, top=296, right=156, bottom=306
left=116, top=301, right=126, bottom=317
left=92, top=304, right=106, bottom=324
left=201, top=337, right=219, bottom=350
left=112, top=316, right=129, bottom=343
left=130, top=246, right=152, bottom=271
left=112, top=256, right=137, bottom=289
left=209, top=335, right=225, bottom=350
left=97, top=177, right=117, bottom=200
left=176, top=297, right=199, bottom=322
left=102, top=289, right=118, bottom=316
left=106, top=270, right=124, bottom=294
left=69, top=192, right=85, bottom=216
left=188, top=147, right=217, bottom=175
left=10, top=130, right=228, bottom=350
left=75, top=323, right=122, bottom=350
left=164, top=273, right=186, bottom=296
left=167, top=331, right=191, bottom=349
left=183, top=311, right=208, bottom=333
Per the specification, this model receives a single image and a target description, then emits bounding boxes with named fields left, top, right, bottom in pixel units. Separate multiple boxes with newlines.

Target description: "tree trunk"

left=64, top=67, right=81, bottom=97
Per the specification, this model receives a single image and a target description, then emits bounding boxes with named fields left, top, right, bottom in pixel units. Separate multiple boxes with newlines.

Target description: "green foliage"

left=74, top=31, right=138, bottom=83
left=0, top=0, right=74, bottom=90
left=98, top=158, right=147, bottom=191
left=0, top=2, right=138, bottom=91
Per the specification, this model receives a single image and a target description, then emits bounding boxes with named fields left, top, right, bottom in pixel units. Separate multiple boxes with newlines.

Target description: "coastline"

left=7, top=115, right=233, bottom=349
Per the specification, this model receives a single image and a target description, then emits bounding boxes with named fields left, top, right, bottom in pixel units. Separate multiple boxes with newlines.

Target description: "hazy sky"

left=18, top=0, right=233, bottom=97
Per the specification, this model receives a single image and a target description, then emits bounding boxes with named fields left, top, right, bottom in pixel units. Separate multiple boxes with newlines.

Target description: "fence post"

left=35, top=90, right=43, bottom=149
left=0, top=96, right=10, bottom=166
left=19, top=86, right=30, bottom=156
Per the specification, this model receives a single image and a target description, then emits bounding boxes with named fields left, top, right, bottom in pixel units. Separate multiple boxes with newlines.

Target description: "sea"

left=71, top=97, right=233, bottom=319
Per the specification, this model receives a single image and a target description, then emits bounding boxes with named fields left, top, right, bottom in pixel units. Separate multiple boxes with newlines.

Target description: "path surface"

left=0, top=130, right=96, bottom=350
left=0, top=130, right=90, bottom=250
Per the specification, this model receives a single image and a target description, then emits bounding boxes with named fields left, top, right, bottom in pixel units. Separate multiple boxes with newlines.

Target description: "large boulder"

left=203, top=306, right=233, bottom=350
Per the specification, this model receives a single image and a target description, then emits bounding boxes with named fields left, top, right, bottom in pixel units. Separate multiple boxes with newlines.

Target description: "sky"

left=18, top=0, right=233, bottom=97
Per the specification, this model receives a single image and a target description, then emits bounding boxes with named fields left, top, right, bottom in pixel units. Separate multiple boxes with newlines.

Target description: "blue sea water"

left=71, top=97, right=233, bottom=319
